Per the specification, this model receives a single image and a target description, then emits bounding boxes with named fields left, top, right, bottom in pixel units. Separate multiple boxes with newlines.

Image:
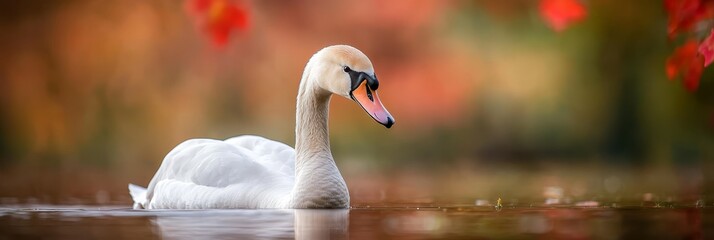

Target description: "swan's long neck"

left=291, top=64, right=349, bottom=208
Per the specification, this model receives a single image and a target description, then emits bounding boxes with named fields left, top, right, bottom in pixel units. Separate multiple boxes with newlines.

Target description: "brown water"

left=1, top=204, right=711, bottom=239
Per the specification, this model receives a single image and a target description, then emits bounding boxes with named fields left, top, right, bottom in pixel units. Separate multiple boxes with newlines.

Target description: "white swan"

left=129, top=45, right=394, bottom=209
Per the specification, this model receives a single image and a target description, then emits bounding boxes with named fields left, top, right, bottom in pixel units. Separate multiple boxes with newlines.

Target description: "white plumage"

left=129, top=45, right=394, bottom=209
left=131, top=136, right=296, bottom=209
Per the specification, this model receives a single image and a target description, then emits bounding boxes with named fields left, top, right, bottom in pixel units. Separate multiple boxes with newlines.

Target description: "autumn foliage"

left=186, top=0, right=249, bottom=48
left=667, top=41, right=705, bottom=91
left=665, top=0, right=714, bottom=91
left=700, top=29, right=714, bottom=66
left=665, top=0, right=714, bottom=38
left=539, top=0, right=587, bottom=32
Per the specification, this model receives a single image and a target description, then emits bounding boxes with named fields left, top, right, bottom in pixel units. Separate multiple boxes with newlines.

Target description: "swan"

left=129, top=45, right=394, bottom=209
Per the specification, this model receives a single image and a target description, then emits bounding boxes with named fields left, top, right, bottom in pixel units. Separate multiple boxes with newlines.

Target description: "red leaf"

left=664, top=0, right=714, bottom=38
left=666, top=40, right=704, bottom=91
left=699, top=29, right=714, bottom=67
left=683, top=58, right=704, bottom=91
left=539, top=0, right=587, bottom=32
left=186, top=0, right=250, bottom=48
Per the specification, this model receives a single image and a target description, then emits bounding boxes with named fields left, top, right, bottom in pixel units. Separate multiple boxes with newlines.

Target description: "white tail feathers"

left=128, top=184, right=148, bottom=209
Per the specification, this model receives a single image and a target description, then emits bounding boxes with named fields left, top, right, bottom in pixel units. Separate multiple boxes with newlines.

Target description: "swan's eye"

left=343, top=66, right=351, bottom=72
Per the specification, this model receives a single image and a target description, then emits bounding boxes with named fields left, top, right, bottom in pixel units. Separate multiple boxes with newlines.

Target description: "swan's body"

left=129, top=45, right=394, bottom=209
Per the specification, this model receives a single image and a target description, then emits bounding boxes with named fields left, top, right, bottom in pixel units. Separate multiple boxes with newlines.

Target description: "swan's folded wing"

left=224, top=135, right=296, bottom=179
left=144, top=137, right=296, bottom=208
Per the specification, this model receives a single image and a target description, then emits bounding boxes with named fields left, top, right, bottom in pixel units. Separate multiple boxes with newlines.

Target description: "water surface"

left=1, top=204, right=710, bottom=239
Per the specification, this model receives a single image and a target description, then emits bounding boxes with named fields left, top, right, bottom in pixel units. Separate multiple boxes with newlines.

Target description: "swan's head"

left=309, top=45, right=395, bottom=128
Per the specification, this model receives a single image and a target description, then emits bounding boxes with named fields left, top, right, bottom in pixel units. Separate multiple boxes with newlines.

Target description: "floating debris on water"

left=495, top=198, right=503, bottom=212
left=696, top=199, right=704, bottom=208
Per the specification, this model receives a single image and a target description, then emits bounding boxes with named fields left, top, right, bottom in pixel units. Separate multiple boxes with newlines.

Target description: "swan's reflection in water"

left=294, top=209, right=349, bottom=240
left=152, top=209, right=349, bottom=239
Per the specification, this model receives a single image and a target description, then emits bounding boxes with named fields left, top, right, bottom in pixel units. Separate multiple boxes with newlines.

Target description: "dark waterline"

left=0, top=204, right=711, bottom=239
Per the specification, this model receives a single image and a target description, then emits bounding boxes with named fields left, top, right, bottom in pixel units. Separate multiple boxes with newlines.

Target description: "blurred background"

left=0, top=0, right=712, bottom=206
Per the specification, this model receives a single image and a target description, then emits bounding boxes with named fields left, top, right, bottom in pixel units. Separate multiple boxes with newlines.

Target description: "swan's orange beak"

left=351, top=80, right=395, bottom=128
